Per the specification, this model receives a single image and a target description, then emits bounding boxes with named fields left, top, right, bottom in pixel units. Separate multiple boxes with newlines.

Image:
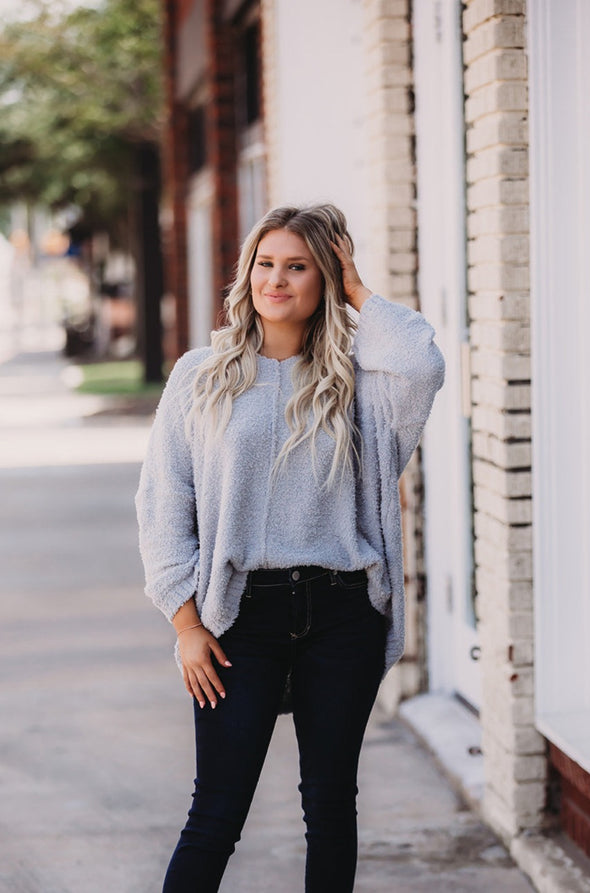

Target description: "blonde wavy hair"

left=189, top=203, right=360, bottom=487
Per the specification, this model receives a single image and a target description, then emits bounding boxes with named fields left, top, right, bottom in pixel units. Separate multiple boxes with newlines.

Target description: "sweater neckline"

left=256, top=353, right=300, bottom=367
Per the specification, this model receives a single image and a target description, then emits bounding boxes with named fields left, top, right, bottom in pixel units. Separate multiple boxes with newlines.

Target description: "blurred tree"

left=0, top=0, right=165, bottom=380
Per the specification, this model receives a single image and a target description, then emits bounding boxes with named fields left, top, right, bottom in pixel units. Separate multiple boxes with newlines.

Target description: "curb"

left=398, top=693, right=590, bottom=893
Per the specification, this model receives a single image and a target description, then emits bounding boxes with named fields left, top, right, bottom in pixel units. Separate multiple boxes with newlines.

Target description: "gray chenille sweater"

left=135, top=294, right=445, bottom=673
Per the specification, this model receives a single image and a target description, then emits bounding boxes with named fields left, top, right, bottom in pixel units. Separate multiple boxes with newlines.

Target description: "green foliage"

left=0, top=0, right=164, bottom=232
left=74, top=358, right=165, bottom=396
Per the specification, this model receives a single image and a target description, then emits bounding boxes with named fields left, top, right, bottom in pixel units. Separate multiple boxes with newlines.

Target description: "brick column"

left=463, top=0, right=546, bottom=838
left=363, top=0, right=425, bottom=702
left=161, top=0, right=189, bottom=359
left=363, top=0, right=416, bottom=304
left=206, top=0, right=238, bottom=326
left=260, top=0, right=278, bottom=207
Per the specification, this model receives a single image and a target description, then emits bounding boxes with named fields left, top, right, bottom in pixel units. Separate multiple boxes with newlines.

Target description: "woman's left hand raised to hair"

left=331, top=234, right=372, bottom=313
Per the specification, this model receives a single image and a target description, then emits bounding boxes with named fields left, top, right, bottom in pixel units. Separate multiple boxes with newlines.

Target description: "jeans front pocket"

left=332, top=569, right=368, bottom=591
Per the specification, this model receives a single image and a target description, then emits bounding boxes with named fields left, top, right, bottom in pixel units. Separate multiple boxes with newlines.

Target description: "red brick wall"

left=205, top=0, right=239, bottom=329
left=177, top=0, right=195, bottom=25
left=162, top=0, right=190, bottom=358
left=160, top=0, right=243, bottom=355
left=550, top=744, right=590, bottom=859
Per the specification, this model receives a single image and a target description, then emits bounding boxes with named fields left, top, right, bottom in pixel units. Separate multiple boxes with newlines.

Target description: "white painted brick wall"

left=472, top=431, right=531, bottom=469
left=363, top=0, right=424, bottom=708
left=470, top=350, right=530, bottom=381
left=473, top=485, right=532, bottom=525
left=465, top=48, right=528, bottom=93
left=484, top=735, right=546, bottom=782
left=470, top=378, right=530, bottom=410
left=469, top=234, right=529, bottom=265
left=465, top=81, right=528, bottom=121
left=474, top=541, right=533, bottom=582
left=471, top=405, right=531, bottom=440
left=464, top=18, right=526, bottom=65
left=468, top=262, right=529, bottom=291
left=363, top=0, right=415, bottom=304
left=467, top=111, right=528, bottom=153
left=468, top=205, right=529, bottom=236
left=467, top=145, right=528, bottom=180
left=467, top=176, right=529, bottom=208
left=463, top=0, right=527, bottom=35
left=463, top=0, right=545, bottom=839
left=470, top=319, right=530, bottom=351
left=474, top=513, right=532, bottom=550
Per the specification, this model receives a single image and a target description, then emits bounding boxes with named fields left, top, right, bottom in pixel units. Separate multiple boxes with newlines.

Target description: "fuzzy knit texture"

left=135, top=294, right=445, bottom=673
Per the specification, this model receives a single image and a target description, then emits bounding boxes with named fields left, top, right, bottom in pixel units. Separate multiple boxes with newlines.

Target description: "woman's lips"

left=264, top=293, right=292, bottom=302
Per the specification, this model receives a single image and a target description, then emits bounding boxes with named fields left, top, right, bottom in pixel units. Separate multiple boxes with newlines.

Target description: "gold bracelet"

left=177, top=622, right=204, bottom=636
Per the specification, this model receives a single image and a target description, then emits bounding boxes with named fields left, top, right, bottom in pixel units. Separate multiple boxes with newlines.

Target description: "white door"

left=413, top=0, right=480, bottom=708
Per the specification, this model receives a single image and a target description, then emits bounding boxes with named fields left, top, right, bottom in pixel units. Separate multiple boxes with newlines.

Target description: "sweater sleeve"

left=354, top=294, right=445, bottom=474
left=135, top=352, right=200, bottom=621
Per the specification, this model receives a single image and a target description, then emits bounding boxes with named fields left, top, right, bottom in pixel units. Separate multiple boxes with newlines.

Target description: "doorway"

left=413, top=0, right=479, bottom=708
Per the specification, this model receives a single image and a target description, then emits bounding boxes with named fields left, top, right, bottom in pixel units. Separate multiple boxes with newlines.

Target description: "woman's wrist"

left=172, top=598, right=202, bottom=636
left=177, top=621, right=204, bottom=636
left=348, top=285, right=372, bottom=313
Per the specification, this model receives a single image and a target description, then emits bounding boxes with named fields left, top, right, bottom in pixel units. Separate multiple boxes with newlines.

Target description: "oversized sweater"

left=135, top=294, right=445, bottom=673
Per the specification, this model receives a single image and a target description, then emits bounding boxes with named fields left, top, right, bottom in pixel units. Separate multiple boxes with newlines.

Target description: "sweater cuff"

left=358, top=292, right=387, bottom=316
left=147, top=575, right=198, bottom=623
left=355, top=294, right=425, bottom=371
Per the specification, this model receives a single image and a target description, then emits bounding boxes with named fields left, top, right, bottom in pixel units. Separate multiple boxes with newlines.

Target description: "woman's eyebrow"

left=256, top=254, right=310, bottom=261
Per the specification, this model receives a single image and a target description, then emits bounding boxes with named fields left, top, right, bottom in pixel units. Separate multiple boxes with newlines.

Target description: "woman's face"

left=250, top=228, right=323, bottom=337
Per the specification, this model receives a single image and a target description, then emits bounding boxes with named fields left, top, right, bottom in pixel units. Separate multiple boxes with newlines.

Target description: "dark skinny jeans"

left=162, top=566, right=386, bottom=893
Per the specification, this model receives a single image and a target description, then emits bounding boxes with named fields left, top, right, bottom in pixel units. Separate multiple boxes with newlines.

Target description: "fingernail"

left=199, top=701, right=205, bottom=709
left=220, top=692, right=226, bottom=699
left=224, top=661, right=232, bottom=667
left=210, top=702, right=216, bottom=709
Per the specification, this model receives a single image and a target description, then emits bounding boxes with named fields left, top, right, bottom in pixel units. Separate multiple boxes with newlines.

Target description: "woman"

left=136, top=203, right=444, bottom=892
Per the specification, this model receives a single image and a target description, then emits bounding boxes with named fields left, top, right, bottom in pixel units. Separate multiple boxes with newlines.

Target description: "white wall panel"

left=273, top=0, right=370, bottom=276
left=187, top=170, right=214, bottom=348
left=530, top=0, right=590, bottom=771
left=413, top=0, right=477, bottom=706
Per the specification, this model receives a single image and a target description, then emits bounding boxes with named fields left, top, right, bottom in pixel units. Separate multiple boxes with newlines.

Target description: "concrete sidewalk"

left=0, top=345, right=535, bottom=892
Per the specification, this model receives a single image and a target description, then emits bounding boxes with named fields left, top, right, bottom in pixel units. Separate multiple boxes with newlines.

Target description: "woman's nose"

left=268, top=267, right=286, bottom=286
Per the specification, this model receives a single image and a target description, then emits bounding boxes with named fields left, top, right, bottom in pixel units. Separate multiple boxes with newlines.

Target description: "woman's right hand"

left=177, top=627, right=232, bottom=709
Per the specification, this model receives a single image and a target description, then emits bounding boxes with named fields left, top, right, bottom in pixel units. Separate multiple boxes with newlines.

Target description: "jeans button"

left=291, top=569, right=300, bottom=582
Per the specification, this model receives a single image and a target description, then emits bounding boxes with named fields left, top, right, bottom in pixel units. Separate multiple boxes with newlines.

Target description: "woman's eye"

left=256, top=261, right=305, bottom=271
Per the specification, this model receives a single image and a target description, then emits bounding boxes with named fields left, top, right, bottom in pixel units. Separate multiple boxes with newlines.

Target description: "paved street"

left=0, top=337, right=535, bottom=892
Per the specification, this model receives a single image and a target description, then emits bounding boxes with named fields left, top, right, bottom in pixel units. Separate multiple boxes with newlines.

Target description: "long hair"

left=188, top=203, right=359, bottom=487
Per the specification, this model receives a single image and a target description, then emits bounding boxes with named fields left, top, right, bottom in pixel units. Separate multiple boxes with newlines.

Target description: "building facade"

left=159, top=0, right=590, bottom=886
